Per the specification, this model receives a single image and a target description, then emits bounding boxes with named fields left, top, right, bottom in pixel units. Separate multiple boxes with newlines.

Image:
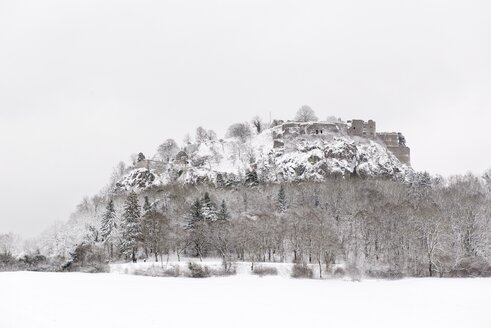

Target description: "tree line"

left=66, top=172, right=491, bottom=278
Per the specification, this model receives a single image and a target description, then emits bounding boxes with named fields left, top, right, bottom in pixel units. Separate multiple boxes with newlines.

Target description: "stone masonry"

left=273, top=119, right=411, bottom=166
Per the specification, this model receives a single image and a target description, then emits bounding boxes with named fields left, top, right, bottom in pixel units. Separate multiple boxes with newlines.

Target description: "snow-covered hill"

left=115, top=124, right=412, bottom=192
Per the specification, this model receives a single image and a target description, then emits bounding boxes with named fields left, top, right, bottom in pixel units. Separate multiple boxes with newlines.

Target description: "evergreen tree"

left=313, top=191, right=320, bottom=208
left=201, top=192, right=218, bottom=221
left=120, top=191, right=141, bottom=262
left=210, top=199, right=232, bottom=265
left=141, top=196, right=154, bottom=259
left=218, top=200, right=230, bottom=221
left=137, top=152, right=146, bottom=162
left=245, top=170, right=259, bottom=186
left=408, top=171, right=432, bottom=201
left=243, top=193, right=248, bottom=212
left=216, top=173, right=225, bottom=188
left=143, top=196, right=152, bottom=215
left=187, top=198, right=203, bottom=229
left=100, top=199, right=117, bottom=242
left=185, top=197, right=209, bottom=261
left=277, top=185, right=287, bottom=213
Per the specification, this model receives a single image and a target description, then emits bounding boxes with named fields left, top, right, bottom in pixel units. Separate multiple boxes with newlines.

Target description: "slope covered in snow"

left=115, top=124, right=412, bottom=192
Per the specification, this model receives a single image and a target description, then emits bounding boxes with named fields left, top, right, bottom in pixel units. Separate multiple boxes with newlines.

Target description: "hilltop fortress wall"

left=273, top=119, right=411, bottom=166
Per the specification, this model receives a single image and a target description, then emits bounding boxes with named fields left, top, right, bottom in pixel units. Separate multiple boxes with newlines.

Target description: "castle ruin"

left=273, top=119, right=411, bottom=166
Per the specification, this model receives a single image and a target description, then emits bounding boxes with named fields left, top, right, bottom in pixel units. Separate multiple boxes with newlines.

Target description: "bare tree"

left=483, top=168, right=491, bottom=191
left=157, top=139, right=179, bottom=162
left=326, top=116, right=343, bottom=123
left=226, top=122, right=252, bottom=142
left=142, top=209, right=170, bottom=263
left=294, top=105, right=318, bottom=122
left=251, top=116, right=263, bottom=134
left=207, top=129, right=217, bottom=141
left=195, top=126, right=209, bottom=144
left=183, top=133, right=192, bottom=145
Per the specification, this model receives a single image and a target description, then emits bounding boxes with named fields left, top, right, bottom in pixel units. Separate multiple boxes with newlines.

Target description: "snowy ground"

left=1, top=269, right=491, bottom=328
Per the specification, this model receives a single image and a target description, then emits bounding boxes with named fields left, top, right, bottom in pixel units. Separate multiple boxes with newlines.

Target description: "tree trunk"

left=428, top=254, right=433, bottom=277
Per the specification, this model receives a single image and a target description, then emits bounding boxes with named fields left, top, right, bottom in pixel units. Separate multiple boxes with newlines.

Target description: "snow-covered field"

left=1, top=270, right=490, bottom=328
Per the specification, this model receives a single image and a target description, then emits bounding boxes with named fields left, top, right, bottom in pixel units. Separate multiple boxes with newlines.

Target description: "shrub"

left=448, top=257, right=491, bottom=278
left=221, top=257, right=236, bottom=275
left=209, top=267, right=237, bottom=277
left=291, top=263, right=313, bottom=279
left=0, top=253, right=14, bottom=264
left=253, top=266, right=278, bottom=277
left=134, top=265, right=181, bottom=277
left=0, top=253, right=17, bottom=271
left=366, top=269, right=404, bottom=280
left=333, top=267, right=346, bottom=278
left=346, top=266, right=362, bottom=281
left=1, top=254, right=64, bottom=272
left=187, top=262, right=210, bottom=278
left=18, top=254, right=47, bottom=267
left=162, top=265, right=181, bottom=277
left=71, top=263, right=110, bottom=273
left=62, top=243, right=109, bottom=273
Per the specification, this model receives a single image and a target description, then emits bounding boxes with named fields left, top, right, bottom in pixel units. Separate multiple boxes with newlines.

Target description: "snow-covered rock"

left=115, top=168, right=158, bottom=192
left=115, top=127, right=412, bottom=192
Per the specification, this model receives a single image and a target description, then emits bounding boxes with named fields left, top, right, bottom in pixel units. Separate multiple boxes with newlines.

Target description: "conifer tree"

left=218, top=200, right=230, bottom=221
left=210, top=199, right=232, bottom=266
left=187, top=198, right=203, bottom=229
left=100, top=199, right=117, bottom=259
left=216, top=173, right=225, bottom=188
left=143, top=196, right=152, bottom=215
left=313, top=188, right=320, bottom=207
left=277, top=185, right=287, bottom=213
left=141, top=196, right=154, bottom=259
left=120, top=191, right=141, bottom=262
left=137, top=152, right=146, bottom=162
left=245, top=170, right=259, bottom=186
left=100, top=199, right=117, bottom=242
left=201, top=192, right=218, bottom=222
left=186, top=197, right=208, bottom=261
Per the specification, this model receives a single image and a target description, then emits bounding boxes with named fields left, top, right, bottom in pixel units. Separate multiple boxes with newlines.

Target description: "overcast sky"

left=1, top=0, right=490, bottom=237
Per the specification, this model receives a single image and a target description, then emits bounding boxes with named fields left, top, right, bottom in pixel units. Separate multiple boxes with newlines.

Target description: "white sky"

left=1, top=0, right=490, bottom=237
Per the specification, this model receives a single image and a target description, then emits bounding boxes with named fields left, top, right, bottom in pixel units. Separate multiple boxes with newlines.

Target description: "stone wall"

left=377, top=132, right=399, bottom=147
left=387, top=146, right=411, bottom=166
left=280, top=121, right=345, bottom=136
left=377, top=132, right=410, bottom=165
left=348, top=119, right=376, bottom=137
left=305, top=122, right=341, bottom=135
left=273, top=119, right=411, bottom=166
